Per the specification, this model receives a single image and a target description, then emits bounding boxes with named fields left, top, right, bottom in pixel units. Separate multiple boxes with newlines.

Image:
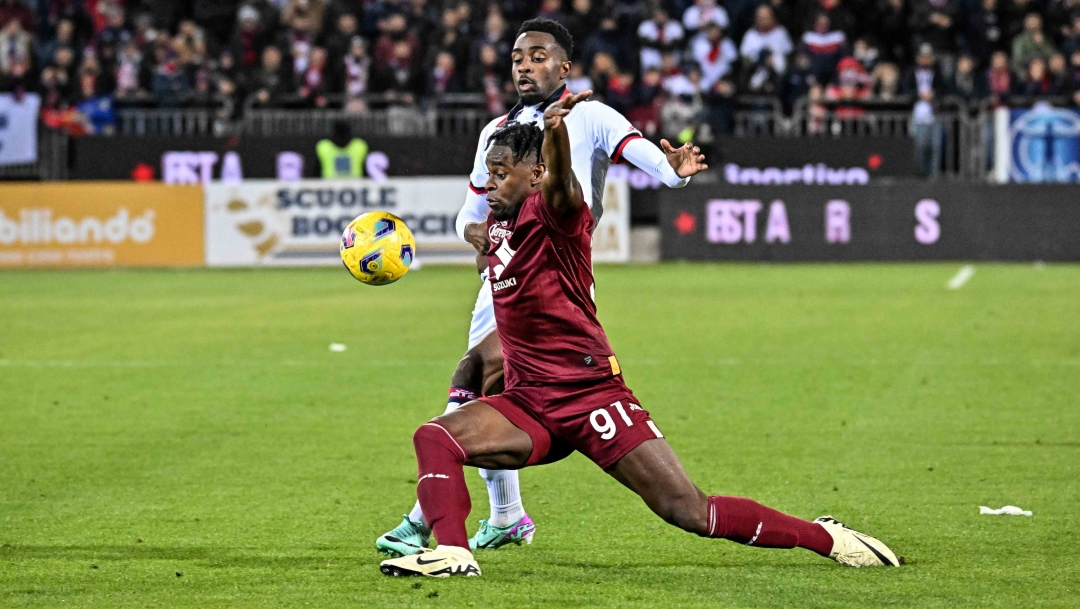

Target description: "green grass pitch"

left=1, top=263, right=1078, bottom=608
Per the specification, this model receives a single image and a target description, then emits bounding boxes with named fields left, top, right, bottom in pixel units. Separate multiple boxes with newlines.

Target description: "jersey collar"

left=504, top=85, right=571, bottom=123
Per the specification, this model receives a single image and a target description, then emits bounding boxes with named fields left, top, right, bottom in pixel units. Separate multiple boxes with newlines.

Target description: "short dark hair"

left=487, top=121, right=543, bottom=164
left=516, top=18, right=574, bottom=59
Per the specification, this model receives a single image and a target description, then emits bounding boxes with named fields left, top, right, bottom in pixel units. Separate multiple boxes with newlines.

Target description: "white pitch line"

left=947, top=265, right=976, bottom=290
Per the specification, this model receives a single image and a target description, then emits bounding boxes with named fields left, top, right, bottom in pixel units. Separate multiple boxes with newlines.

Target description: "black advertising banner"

left=660, top=184, right=1080, bottom=261
left=628, top=137, right=915, bottom=225
left=69, top=135, right=476, bottom=180
left=709, top=136, right=918, bottom=183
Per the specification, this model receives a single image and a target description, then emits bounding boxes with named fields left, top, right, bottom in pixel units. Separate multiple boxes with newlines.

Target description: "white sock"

left=408, top=499, right=430, bottom=532
left=478, top=468, right=524, bottom=527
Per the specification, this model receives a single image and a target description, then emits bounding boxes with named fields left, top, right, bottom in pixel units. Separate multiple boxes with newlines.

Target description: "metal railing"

left=117, top=108, right=218, bottom=136
left=19, top=95, right=1004, bottom=181
left=240, top=106, right=490, bottom=138
left=114, top=97, right=492, bottom=139
left=733, top=96, right=785, bottom=136
left=239, top=93, right=491, bottom=138
left=785, top=97, right=993, bottom=179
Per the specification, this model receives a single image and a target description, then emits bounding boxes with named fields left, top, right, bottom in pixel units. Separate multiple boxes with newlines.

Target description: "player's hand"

left=463, top=222, right=488, bottom=254
left=661, top=139, right=709, bottom=178
left=475, top=250, right=488, bottom=277
left=544, top=89, right=592, bottom=131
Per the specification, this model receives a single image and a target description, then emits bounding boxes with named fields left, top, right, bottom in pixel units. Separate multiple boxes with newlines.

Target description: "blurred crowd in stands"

left=3, top=0, right=1080, bottom=137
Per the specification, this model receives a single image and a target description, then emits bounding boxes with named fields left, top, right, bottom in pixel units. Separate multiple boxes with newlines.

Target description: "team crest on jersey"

left=488, top=223, right=512, bottom=244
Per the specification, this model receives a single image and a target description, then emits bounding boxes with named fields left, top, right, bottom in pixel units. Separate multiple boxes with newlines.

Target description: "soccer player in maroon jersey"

left=379, top=91, right=901, bottom=578
left=377, top=20, right=709, bottom=556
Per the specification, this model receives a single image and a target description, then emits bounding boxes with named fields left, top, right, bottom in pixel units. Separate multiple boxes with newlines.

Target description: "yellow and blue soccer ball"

left=339, top=212, right=416, bottom=286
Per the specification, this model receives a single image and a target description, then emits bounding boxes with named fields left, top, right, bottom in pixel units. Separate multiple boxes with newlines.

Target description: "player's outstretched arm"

left=541, top=90, right=591, bottom=214
left=658, top=139, right=708, bottom=179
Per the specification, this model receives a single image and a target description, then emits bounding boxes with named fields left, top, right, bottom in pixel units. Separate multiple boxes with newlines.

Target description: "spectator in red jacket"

left=825, top=56, right=872, bottom=117
left=986, top=49, right=1013, bottom=106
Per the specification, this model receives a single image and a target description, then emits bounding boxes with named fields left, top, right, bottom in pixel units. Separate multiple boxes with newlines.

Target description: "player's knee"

left=412, top=422, right=466, bottom=463
left=412, top=424, right=436, bottom=450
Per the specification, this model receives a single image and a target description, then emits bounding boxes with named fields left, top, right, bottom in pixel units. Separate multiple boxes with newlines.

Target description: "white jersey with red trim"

left=460, top=86, right=642, bottom=230
left=458, top=86, right=693, bottom=351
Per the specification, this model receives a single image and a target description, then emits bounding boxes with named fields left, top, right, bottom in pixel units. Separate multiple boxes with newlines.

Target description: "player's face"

left=484, top=145, right=544, bottom=222
left=511, top=32, right=571, bottom=105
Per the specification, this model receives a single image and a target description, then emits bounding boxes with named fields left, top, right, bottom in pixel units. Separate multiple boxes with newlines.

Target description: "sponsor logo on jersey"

left=491, top=277, right=517, bottom=292
left=490, top=238, right=516, bottom=281
left=488, top=223, right=512, bottom=243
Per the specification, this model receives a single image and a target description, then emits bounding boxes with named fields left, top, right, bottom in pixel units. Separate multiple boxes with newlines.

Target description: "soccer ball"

left=339, top=212, right=416, bottom=286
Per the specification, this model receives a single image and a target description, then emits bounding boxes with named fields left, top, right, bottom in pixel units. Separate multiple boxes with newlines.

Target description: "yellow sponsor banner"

left=0, top=183, right=204, bottom=268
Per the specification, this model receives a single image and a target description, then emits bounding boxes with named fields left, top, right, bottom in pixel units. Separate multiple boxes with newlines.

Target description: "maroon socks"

left=412, top=420, right=834, bottom=557
left=707, top=496, right=834, bottom=557
left=413, top=423, right=471, bottom=548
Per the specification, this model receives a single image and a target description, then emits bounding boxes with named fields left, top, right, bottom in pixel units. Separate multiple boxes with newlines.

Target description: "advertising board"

left=0, top=183, right=204, bottom=267
left=205, top=177, right=631, bottom=266
left=995, top=105, right=1080, bottom=183
left=660, top=184, right=1080, bottom=261
left=0, top=93, right=40, bottom=166
left=70, top=136, right=475, bottom=181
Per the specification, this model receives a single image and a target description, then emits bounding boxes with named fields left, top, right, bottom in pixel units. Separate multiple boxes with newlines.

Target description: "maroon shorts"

left=479, top=375, right=665, bottom=470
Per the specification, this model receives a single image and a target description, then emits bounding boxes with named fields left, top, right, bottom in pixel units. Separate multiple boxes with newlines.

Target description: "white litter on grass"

left=947, top=265, right=976, bottom=290
left=329, top=343, right=347, bottom=352
left=980, top=505, right=1032, bottom=516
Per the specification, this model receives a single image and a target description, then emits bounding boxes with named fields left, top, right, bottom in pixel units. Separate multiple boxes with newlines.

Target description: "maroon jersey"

left=486, top=190, right=618, bottom=388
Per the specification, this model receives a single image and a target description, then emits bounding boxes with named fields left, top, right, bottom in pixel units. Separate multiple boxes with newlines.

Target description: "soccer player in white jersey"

left=376, top=18, right=708, bottom=558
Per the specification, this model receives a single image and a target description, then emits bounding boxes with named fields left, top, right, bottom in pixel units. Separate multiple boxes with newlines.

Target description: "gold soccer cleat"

left=379, top=545, right=481, bottom=578
left=814, top=516, right=902, bottom=568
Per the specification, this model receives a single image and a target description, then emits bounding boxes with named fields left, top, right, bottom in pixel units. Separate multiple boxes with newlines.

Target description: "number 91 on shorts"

left=481, top=376, right=666, bottom=471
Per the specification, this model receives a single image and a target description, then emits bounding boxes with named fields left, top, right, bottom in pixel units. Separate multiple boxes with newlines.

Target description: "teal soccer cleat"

left=376, top=515, right=431, bottom=558
left=468, top=514, right=536, bottom=551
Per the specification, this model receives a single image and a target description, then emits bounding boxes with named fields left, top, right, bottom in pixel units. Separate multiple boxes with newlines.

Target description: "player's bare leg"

left=607, top=439, right=901, bottom=567
left=380, top=401, right=533, bottom=577
left=468, top=331, right=505, bottom=397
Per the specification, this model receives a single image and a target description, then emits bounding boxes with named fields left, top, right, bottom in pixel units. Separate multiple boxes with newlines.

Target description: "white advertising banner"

left=0, top=93, right=40, bottom=166
left=205, top=177, right=475, bottom=266
left=204, top=176, right=631, bottom=266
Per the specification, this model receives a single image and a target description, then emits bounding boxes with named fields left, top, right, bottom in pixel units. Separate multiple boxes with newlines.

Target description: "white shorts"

left=468, top=278, right=497, bottom=350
